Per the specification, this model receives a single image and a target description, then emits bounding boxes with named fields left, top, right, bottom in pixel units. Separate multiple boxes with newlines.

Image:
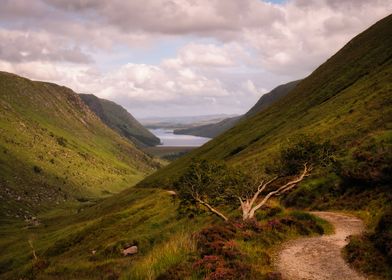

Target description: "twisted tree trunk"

left=240, top=164, right=310, bottom=220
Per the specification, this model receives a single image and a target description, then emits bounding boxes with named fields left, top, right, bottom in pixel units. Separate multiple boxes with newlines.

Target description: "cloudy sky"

left=1, top=0, right=391, bottom=118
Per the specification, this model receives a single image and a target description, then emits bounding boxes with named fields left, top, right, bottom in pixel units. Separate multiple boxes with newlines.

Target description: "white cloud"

left=0, top=0, right=391, bottom=117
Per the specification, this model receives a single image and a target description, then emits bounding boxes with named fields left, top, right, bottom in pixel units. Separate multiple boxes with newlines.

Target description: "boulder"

left=123, top=245, right=138, bottom=256
left=166, top=190, right=177, bottom=196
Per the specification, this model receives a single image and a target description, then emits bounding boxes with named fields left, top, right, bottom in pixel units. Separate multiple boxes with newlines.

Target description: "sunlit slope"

left=0, top=72, right=156, bottom=221
left=173, top=80, right=300, bottom=138
left=140, top=14, right=392, bottom=187
left=245, top=79, right=301, bottom=118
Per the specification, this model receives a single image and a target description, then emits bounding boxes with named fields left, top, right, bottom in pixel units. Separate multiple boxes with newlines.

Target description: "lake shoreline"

left=149, top=128, right=211, bottom=147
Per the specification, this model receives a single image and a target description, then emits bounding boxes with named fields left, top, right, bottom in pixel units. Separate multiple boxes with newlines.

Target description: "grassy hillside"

left=0, top=187, right=207, bottom=279
left=173, top=116, right=241, bottom=138
left=140, top=15, right=392, bottom=189
left=173, top=80, right=300, bottom=138
left=138, top=15, right=392, bottom=278
left=80, top=94, right=160, bottom=147
left=245, top=80, right=301, bottom=118
left=0, top=72, right=157, bottom=222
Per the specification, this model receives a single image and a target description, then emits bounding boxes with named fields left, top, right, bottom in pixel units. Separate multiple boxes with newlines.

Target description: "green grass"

left=123, top=230, right=196, bottom=280
left=0, top=187, right=211, bottom=279
left=0, top=71, right=158, bottom=221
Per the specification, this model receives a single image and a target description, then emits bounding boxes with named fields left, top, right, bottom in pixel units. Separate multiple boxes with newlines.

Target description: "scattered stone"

left=166, top=190, right=177, bottom=196
left=122, top=246, right=138, bottom=256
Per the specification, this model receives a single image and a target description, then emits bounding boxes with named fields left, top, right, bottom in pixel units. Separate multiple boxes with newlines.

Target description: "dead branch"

left=194, top=195, right=229, bottom=221
left=241, top=163, right=310, bottom=220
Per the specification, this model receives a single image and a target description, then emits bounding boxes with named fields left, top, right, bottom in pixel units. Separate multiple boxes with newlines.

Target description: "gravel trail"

left=276, top=211, right=366, bottom=280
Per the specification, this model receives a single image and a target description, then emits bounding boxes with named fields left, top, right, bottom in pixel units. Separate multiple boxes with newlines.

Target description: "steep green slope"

left=245, top=80, right=301, bottom=117
left=173, top=116, right=241, bottom=138
left=173, top=80, right=300, bottom=138
left=80, top=94, right=160, bottom=147
left=140, top=14, right=392, bottom=188
left=0, top=72, right=157, bottom=222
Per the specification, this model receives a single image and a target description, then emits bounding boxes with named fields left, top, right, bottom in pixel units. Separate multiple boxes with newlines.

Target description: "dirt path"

left=276, top=211, right=366, bottom=280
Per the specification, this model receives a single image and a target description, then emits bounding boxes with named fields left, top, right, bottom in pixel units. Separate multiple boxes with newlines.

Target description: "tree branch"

left=249, top=176, right=279, bottom=208
left=194, top=196, right=228, bottom=221
left=249, top=164, right=309, bottom=217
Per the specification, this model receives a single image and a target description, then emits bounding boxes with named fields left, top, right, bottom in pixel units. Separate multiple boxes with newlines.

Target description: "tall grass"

left=122, top=230, right=196, bottom=280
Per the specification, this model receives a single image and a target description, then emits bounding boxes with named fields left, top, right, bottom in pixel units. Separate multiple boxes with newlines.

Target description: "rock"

left=166, top=190, right=177, bottom=196
left=123, top=246, right=138, bottom=256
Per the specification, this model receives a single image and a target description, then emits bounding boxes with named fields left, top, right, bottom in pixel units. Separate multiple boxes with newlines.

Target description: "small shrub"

left=194, top=224, right=251, bottom=279
left=33, top=165, right=42, bottom=173
left=256, top=206, right=284, bottom=220
left=196, top=225, right=236, bottom=256
left=228, top=145, right=246, bottom=157
left=373, top=208, right=392, bottom=262
left=336, top=135, right=392, bottom=186
left=344, top=235, right=390, bottom=277
left=241, top=219, right=264, bottom=233
left=268, top=136, right=335, bottom=176
left=56, top=136, right=67, bottom=147
left=156, top=262, right=192, bottom=280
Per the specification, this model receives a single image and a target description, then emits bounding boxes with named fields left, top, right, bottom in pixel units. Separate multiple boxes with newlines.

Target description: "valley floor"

left=277, top=212, right=365, bottom=280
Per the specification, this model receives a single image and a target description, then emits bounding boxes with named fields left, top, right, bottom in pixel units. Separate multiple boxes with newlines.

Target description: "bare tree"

left=176, top=138, right=332, bottom=221
left=176, top=160, right=312, bottom=222
left=237, top=163, right=311, bottom=220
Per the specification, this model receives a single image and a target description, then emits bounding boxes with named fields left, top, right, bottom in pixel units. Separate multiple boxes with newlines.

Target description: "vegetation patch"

left=161, top=209, right=329, bottom=279
left=344, top=207, right=392, bottom=279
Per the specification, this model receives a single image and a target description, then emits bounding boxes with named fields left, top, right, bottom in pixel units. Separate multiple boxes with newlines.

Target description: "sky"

left=0, top=0, right=391, bottom=118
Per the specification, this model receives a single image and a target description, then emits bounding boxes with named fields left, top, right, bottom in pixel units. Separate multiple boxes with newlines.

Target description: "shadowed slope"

left=80, top=94, right=160, bottom=147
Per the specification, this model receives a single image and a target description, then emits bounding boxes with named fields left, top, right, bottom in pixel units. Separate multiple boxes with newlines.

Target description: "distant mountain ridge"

left=173, top=116, right=241, bottom=138
left=173, top=80, right=301, bottom=138
left=79, top=94, right=160, bottom=147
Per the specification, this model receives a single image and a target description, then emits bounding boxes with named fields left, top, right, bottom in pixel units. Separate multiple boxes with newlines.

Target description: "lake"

left=149, top=128, right=211, bottom=147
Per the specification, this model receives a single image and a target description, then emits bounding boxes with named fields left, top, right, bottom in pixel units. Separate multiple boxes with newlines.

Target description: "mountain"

left=140, top=114, right=238, bottom=129
left=0, top=72, right=157, bottom=222
left=245, top=80, right=301, bottom=118
left=140, top=14, right=392, bottom=190
left=173, top=80, right=301, bottom=138
left=173, top=116, right=241, bottom=138
left=79, top=94, right=160, bottom=147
